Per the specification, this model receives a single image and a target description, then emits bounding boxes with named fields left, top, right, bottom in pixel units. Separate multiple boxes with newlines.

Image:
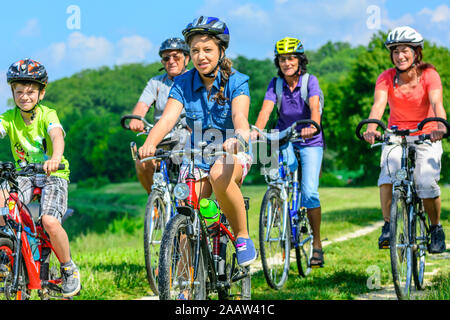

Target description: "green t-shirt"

left=0, top=104, right=70, bottom=181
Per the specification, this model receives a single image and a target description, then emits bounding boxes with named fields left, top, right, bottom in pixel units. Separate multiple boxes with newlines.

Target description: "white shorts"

left=378, top=136, right=442, bottom=199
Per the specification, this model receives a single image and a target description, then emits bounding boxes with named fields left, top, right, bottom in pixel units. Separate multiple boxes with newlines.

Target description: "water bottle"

left=199, top=199, right=220, bottom=225
left=24, top=227, right=40, bottom=261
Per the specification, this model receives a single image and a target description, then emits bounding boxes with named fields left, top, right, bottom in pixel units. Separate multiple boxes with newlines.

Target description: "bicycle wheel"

left=144, top=191, right=168, bottom=295
left=0, top=237, right=30, bottom=300
left=412, top=202, right=428, bottom=291
left=158, top=213, right=207, bottom=300
left=218, top=236, right=251, bottom=300
left=389, top=189, right=414, bottom=300
left=295, top=208, right=313, bottom=277
left=259, top=188, right=290, bottom=290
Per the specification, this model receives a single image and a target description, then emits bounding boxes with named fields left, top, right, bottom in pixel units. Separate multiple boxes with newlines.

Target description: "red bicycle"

left=0, top=161, right=74, bottom=300
left=153, top=143, right=252, bottom=300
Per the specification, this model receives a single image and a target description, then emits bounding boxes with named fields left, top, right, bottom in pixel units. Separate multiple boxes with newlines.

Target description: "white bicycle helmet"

left=385, top=26, right=424, bottom=50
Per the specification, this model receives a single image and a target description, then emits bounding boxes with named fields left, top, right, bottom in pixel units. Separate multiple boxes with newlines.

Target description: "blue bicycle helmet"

left=182, top=16, right=230, bottom=49
left=159, top=38, right=190, bottom=57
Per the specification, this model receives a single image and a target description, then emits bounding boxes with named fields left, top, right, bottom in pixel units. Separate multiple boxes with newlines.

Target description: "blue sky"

left=1, top=0, right=449, bottom=112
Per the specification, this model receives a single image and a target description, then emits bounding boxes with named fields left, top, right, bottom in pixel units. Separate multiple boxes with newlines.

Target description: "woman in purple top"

left=251, top=37, right=325, bottom=268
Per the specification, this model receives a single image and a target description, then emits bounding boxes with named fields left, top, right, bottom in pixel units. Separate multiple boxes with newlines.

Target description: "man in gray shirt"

left=129, top=37, right=190, bottom=193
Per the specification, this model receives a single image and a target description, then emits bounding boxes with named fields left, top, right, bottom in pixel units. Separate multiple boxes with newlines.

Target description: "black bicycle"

left=356, top=117, right=449, bottom=299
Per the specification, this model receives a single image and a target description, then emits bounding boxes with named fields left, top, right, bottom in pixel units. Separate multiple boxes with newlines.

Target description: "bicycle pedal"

left=378, top=242, right=390, bottom=249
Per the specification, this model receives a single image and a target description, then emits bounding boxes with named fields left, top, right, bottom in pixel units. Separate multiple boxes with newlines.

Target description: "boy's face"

left=12, top=82, right=45, bottom=111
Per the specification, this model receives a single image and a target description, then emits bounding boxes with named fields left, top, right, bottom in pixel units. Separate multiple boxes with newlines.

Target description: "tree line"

left=0, top=31, right=448, bottom=185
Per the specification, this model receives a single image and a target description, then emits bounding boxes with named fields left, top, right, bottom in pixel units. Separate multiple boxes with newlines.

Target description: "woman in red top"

left=363, top=26, right=447, bottom=253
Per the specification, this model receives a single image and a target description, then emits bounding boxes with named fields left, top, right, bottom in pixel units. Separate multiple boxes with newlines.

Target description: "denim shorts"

left=293, top=145, right=323, bottom=209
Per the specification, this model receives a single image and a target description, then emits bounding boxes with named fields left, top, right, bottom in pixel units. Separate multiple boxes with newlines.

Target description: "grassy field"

left=62, top=182, right=449, bottom=300
left=5, top=183, right=449, bottom=300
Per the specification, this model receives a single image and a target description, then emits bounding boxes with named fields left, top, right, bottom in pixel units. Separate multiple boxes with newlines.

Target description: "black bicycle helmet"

left=7, top=58, right=48, bottom=87
left=159, top=37, right=190, bottom=57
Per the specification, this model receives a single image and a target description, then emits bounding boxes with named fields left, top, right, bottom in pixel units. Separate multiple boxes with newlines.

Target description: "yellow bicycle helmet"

left=274, top=37, right=304, bottom=56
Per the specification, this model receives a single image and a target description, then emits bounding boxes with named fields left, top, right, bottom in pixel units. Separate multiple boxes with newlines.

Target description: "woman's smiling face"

left=189, top=34, right=221, bottom=76
left=391, top=45, right=415, bottom=71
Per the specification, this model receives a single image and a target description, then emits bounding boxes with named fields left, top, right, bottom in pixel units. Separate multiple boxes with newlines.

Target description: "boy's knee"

left=41, top=215, right=62, bottom=234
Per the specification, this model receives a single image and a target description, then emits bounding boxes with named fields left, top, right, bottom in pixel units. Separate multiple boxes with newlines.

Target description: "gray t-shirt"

left=138, top=73, right=186, bottom=124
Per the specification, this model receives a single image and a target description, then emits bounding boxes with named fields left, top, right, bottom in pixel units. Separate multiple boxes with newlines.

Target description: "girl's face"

left=278, top=54, right=300, bottom=77
left=12, top=83, right=45, bottom=111
left=392, top=45, right=415, bottom=71
left=189, top=34, right=221, bottom=76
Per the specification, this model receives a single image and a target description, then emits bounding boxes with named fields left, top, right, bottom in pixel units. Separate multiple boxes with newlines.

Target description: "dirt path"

left=139, top=221, right=386, bottom=300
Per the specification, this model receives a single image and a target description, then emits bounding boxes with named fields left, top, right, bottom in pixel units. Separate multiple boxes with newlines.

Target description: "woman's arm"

left=428, top=88, right=447, bottom=141
left=223, top=95, right=250, bottom=153
left=139, top=98, right=183, bottom=158
left=363, top=89, right=388, bottom=144
left=301, top=95, right=321, bottom=139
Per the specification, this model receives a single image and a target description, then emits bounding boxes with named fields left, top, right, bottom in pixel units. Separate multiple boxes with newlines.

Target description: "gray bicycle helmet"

left=159, top=38, right=190, bottom=57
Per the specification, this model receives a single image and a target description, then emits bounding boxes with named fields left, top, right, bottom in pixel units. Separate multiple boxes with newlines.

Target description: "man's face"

left=161, top=50, right=188, bottom=78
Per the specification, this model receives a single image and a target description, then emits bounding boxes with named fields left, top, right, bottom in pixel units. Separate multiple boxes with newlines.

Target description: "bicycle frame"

left=265, top=147, right=304, bottom=250
left=177, top=149, right=247, bottom=294
left=3, top=188, right=60, bottom=293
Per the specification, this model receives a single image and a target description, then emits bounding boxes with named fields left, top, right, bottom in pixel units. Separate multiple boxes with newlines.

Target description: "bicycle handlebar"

left=356, top=117, right=450, bottom=142
left=0, top=162, right=66, bottom=178
left=252, top=119, right=321, bottom=146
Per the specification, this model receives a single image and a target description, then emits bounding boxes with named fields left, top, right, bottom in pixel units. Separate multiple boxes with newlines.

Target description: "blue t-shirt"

left=169, top=68, right=250, bottom=170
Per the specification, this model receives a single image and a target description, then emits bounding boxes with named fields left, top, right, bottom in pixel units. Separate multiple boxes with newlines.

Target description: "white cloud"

left=116, top=35, right=152, bottom=65
left=37, top=32, right=154, bottom=80
left=18, top=18, right=41, bottom=37
left=419, top=4, right=450, bottom=23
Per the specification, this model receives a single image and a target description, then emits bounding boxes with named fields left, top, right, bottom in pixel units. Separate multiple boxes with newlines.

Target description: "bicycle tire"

left=259, top=188, right=290, bottom=290
left=158, top=213, right=207, bottom=300
left=389, top=189, right=414, bottom=300
left=143, top=191, right=167, bottom=295
left=295, top=209, right=313, bottom=277
left=412, top=202, right=428, bottom=291
left=0, top=237, right=30, bottom=300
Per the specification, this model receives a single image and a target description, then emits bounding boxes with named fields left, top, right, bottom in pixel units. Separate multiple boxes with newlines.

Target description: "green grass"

left=3, top=183, right=448, bottom=300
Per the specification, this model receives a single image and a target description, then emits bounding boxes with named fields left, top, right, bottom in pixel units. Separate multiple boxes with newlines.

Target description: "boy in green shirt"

left=0, top=59, right=80, bottom=297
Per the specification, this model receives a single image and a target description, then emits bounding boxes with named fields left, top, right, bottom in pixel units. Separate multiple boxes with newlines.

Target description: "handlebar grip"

left=355, top=119, right=387, bottom=141
left=417, top=117, right=450, bottom=139
left=32, top=163, right=65, bottom=174
left=120, top=115, right=151, bottom=131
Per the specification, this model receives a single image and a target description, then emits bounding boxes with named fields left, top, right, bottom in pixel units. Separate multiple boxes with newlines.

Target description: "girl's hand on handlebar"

left=249, top=129, right=259, bottom=141
left=223, top=137, right=239, bottom=154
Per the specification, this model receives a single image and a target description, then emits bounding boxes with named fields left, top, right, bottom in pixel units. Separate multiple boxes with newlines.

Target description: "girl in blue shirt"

left=139, top=16, right=256, bottom=267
